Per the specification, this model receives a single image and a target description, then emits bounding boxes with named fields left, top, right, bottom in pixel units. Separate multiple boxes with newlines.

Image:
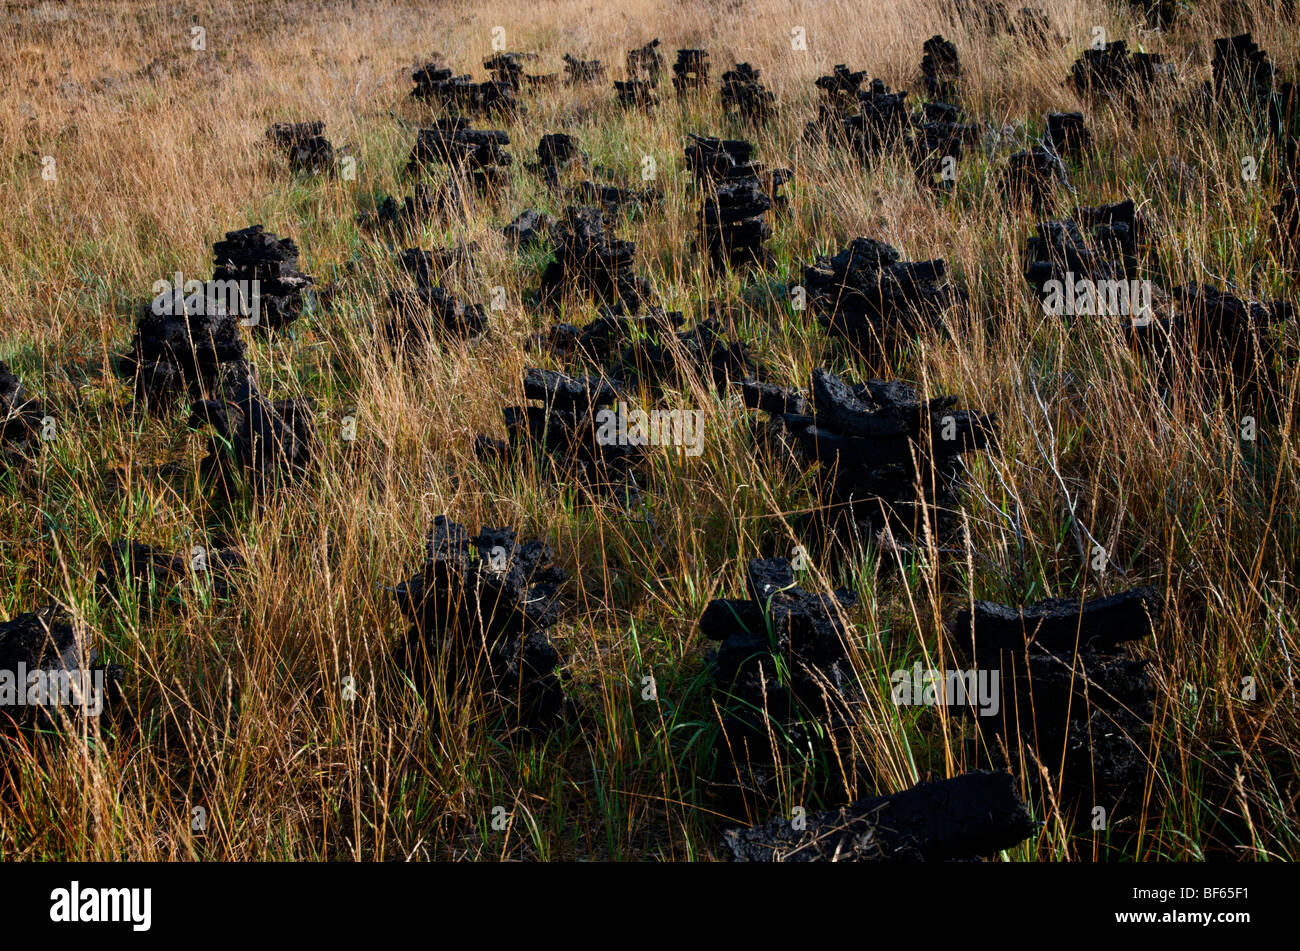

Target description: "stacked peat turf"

left=920, top=35, right=961, bottom=101
left=265, top=121, right=335, bottom=173
left=0, top=361, right=51, bottom=465
left=698, top=176, right=777, bottom=268
left=1045, top=111, right=1092, bottom=159
left=563, top=54, right=605, bottom=85
left=723, top=770, right=1038, bottom=861
left=188, top=367, right=316, bottom=494
left=720, top=63, right=776, bottom=123
left=1001, top=143, right=1071, bottom=207
left=1068, top=41, right=1175, bottom=106
left=672, top=48, right=710, bottom=95
left=804, top=64, right=867, bottom=143
left=572, top=180, right=662, bottom=217
left=614, top=79, right=658, bottom=110
left=532, top=133, right=589, bottom=186
left=394, top=515, right=568, bottom=725
left=406, top=119, right=513, bottom=195
left=800, top=237, right=965, bottom=351
left=611, top=317, right=768, bottom=392
left=0, top=605, right=124, bottom=735
left=479, top=368, right=645, bottom=504
left=949, top=587, right=1160, bottom=820
left=121, top=281, right=250, bottom=411
left=684, top=135, right=792, bottom=207
left=1023, top=199, right=1153, bottom=306
left=357, top=182, right=440, bottom=231
left=701, top=557, right=861, bottom=797
left=844, top=79, right=911, bottom=157
left=502, top=209, right=555, bottom=249
left=534, top=303, right=683, bottom=362
left=626, top=39, right=664, bottom=83
left=212, top=225, right=314, bottom=332
left=386, top=248, right=488, bottom=347
left=97, top=540, right=245, bottom=600
left=410, top=62, right=517, bottom=115
left=741, top=367, right=997, bottom=546
left=538, top=206, right=650, bottom=311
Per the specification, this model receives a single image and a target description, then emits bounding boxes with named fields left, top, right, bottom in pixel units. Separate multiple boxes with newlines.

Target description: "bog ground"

left=0, top=0, right=1297, bottom=861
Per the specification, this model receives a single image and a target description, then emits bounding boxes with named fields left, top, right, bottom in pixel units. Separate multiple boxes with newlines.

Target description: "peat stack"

left=0, top=605, right=124, bottom=734
left=742, top=367, right=997, bottom=546
left=1023, top=199, right=1153, bottom=303
left=265, top=121, right=335, bottom=174
left=723, top=770, right=1038, bottom=862
left=720, top=63, right=776, bottom=123
left=0, top=361, right=50, bottom=465
left=502, top=209, right=555, bottom=249
left=1045, top=111, right=1091, bottom=159
left=357, top=182, right=440, bottom=231
left=1001, top=144, right=1071, bottom=208
left=481, top=368, right=645, bottom=504
left=801, top=237, right=964, bottom=351
left=535, top=303, right=684, bottom=362
left=1139, top=282, right=1293, bottom=392
left=684, top=135, right=792, bottom=207
left=386, top=248, right=488, bottom=346
left=906, top=110, right=982, bottom=190
left=538, top=206, right=649, bottom=311
left=701, top=557, right=862, bottom=797
left=844, top=79, right=911, bottom=157
left=563, top=54, right=605, bottom=85
left=611, top=317, right=768, bottom=392
left=614, top=78, right=658, bottom=110
left=410, top=62, right=517, bottom=115
left=97, top=540, right=245, bottom=600
left=394, top=515, right=568, bottom=725
left=672, top=48, right=710, bottom=95
left=920, top=35, right=961, bottom=101
left=483, top=52, right=531, bottom=90
left=1211, top=33, right=1276, bottom=112
left=533, top=132, right=589, bottom=186
left=627, top=39, right=664, bottom=83
left=406, top=119, right=513, bottom=194
left=121, top=283, right=250, bottom=411
left=805, top=65, right=867, bottom=143
left=212, top=225, right=314, bottom=332
left=572, top=180, right=662, bottom=217
left=698, top=176, right=776, bottom=268
left=188, top=369, right=316, bottom=494
left=950, top=587, right=1160, bottom=820
left=1068, top=41, right=1175, bottom=106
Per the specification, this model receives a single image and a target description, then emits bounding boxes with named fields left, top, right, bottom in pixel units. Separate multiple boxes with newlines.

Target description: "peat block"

left=1045, top=111, right=1091, bottom=158
left=720, top=63, right=776, bottom=123
left=212, top=225, right=314, bottom=332
left=698, top=175, right=780, bottom=268
left=0, top=361, right=50, bottom=465
left=394, top=515, right=567, bottom=724
left=533, top=132, right=589, bottom=185
left=411, top=62, right=517, bottom=115
left=723, top=770, right=1038, bottom=862
left=1069, top=41, right=1175, bottom=104
left=1001, top=144, right=1071, bottom=207
left=406, top=119, right=513, bottom=194
left=188, top=369, right=316, bottom=493
left=0, top=605, right=124, bottom=734
left=538, top=205, right=649, bottom=311
left=614, top=78, right=658, bottom=110
left=951, top=587, right=1160, bottom=811
left=742, top=367, right=997, bottom=544
left=801, top=237, right=964, bottom=349
left=703, top=557, right=861, bottom=753
left=265, top=120, right=335, bottom=173
left=627, top=39, right=664, bottom=83
left=563, top=54, right=605, bottom=85
left=503, top=208, right=556, bottom=249
left=672, top=49, right=710, bottom=94
left=386, top=247, right=488, bottom=344
left=920, top=35, right=961, bottom=101
left=357, top=182, right=440, bottom=231
left=97, top=540, right=245, bottom=599
left=1024, top=199, right=1152, bottom=298
left=484, top=368, right=645, bottom=502
left=121, top=283, right=250, bottom=410
left=573, top=179, right=662, bottom=216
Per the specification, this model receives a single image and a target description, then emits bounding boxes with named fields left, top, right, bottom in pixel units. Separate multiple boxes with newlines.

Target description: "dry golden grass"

left=0, top=0, right=1297, bottom=860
